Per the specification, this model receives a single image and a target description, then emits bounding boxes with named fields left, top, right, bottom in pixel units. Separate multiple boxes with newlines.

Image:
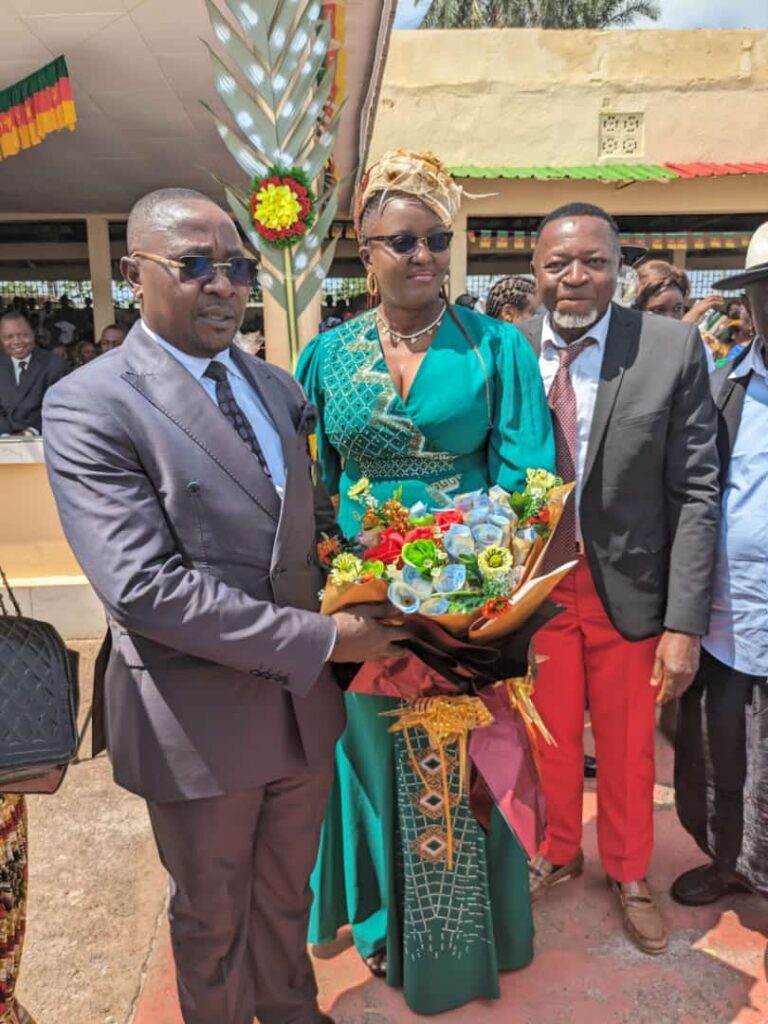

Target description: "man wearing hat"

left=672, top=222, right=768, bottom=908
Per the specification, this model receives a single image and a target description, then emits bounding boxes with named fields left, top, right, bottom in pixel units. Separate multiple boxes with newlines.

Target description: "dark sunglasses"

left=131, top=251, right=259, bottom=287
left=364, top=231, right=453, bottom=256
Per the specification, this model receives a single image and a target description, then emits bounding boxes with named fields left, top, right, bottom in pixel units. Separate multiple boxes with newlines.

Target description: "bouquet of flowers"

left=320, top=468, right=575, bottom=648
left=317, top=471, right=578, bottom=863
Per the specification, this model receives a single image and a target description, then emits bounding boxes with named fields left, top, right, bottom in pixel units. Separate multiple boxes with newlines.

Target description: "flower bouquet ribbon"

left=318, top=470, right=578, bottom=859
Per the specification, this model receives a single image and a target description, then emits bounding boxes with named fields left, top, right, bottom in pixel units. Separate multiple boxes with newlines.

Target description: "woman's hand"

left=683, top=295, right=723, bottom=323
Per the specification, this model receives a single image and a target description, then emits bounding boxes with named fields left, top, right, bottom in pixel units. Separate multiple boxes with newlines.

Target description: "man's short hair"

left=538, top=202, right=619, bottom=238
left=126, top=187, right=214, bottom=253
left=100, top=322, right=126, bottom=335
left=0, top=311, right=32, bottom=331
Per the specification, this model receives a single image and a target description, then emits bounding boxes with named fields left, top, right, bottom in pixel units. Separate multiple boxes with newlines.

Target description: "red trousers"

left=533, top=557, right=659, bottom=882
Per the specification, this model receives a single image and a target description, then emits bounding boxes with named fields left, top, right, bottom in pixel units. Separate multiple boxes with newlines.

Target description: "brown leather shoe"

left=610, top=878, right=668, bottom=955
left=529, top=850, right=584, bottom=901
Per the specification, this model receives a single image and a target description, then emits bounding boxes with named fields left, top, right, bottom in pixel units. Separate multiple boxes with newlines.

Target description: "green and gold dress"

left=297, top=304, right=554, bottom=1015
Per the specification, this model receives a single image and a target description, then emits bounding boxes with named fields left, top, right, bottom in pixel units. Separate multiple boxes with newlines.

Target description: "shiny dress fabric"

left=0, top=797, right=36, bottom=1024
left=675, top=649, right=768, bottom=895
left=297, top=305, right=555, bottom=1014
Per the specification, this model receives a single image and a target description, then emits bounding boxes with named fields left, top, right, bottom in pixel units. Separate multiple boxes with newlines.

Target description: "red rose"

left=434, top=509, right=466, bottom=531
left=366, top=528, right=405, bottom=565
left=404, top=526, right=437, bottom=543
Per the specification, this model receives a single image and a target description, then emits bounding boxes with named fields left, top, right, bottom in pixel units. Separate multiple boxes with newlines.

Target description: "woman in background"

left=298, top=150, right=554, bottom=1015
left=485, top=274, right=539, bottom=324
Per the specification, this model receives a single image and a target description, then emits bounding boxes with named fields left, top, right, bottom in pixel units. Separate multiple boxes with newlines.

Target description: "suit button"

left=306, top=552, right=313, bottom=565
left=186, top=481, right=201, bottom=495
left=271, top=566, right=283, bottom=581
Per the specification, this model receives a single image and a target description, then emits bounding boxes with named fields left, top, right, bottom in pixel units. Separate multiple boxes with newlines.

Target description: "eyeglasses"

left=130, top=251, right=259, bottom=287
left=364, top=231, right=453, bottom=256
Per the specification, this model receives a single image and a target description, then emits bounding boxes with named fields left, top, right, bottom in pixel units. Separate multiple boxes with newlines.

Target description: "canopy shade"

left=0, top=0, right=395, bottom=215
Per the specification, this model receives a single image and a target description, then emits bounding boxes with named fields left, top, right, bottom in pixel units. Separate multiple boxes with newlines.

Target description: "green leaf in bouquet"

left=361, top=559, right=387, bottom=579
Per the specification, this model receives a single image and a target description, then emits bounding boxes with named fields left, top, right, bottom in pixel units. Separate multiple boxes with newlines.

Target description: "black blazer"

left=0, top=348, right=67, bottom=434
left=518, top=304, right=720, bottom=641
left=709, top=347, right=753, bottom=488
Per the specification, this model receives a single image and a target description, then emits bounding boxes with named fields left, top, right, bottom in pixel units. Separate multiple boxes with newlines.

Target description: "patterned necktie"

left=203, top=361, right=272, bottom=480
left=544, top=337, right=596, bottom=569
left=17, top=360, right=28, bottom=384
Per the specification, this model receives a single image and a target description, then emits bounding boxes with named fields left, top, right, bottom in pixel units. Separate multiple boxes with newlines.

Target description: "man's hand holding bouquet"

left=318, top=470, right=578, bottom=862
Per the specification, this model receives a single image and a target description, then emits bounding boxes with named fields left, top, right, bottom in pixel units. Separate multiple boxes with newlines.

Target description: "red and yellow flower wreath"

left=250, top=166, right=316, bottom=249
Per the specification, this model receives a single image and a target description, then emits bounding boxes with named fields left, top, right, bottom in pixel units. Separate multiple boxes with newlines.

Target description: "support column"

left=449, top=208, right=468, bottom=302
left=672, top=248, right=688, bottom=270
left=86, top=215, right=113, bottom=341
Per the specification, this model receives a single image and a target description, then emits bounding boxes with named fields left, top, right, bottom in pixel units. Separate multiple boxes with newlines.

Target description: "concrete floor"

left=14, top=643, right=768, bottom=1023
left=134, top=728, right=767, bottom=1024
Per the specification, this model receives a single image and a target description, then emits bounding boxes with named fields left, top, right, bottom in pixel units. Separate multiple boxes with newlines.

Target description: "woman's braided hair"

left=485, top=275, right=537, bottom=320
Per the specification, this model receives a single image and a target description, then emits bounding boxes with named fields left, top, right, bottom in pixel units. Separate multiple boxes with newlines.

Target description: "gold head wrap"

left=354, top=149, right=466, bottom=236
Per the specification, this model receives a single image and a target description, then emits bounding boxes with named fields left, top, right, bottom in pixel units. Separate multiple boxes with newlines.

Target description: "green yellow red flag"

left=0, top=55, right=76, bottom=160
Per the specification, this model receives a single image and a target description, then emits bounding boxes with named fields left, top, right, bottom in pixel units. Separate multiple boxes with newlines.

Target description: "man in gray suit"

left=43, top=188, right=406, bottom=1024
left=520, top=203, right=720, bottom=955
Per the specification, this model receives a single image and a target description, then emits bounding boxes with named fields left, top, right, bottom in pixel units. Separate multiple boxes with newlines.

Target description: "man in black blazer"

left=520, top=202, right=720, bottom=955
left=672, top=227, right=768, bottom=909
left=0, top=312, right=67, bottom=435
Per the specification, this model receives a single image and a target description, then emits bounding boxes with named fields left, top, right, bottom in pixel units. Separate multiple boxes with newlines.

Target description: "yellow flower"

left=254, top=183, right=302, bottom=230
left=329, top=553, right=363, bottom=586
left=477, top=545, right=514, bottom=578
left=348, top=477, right=371, bottom=499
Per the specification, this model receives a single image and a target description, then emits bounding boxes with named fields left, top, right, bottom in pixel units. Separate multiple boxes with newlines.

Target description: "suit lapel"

left=121, top=325, right=281, bottom=523
left=230, top=347, right=296, bottom=481
left=715, top=364, right=750, bottom=488
left=14, top=348, right=44, bottom=403
left=582, top=304, right=638, bottom=487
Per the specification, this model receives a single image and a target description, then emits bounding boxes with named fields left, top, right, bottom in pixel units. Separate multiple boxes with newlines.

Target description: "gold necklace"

left=377, top=301, right=446, bottom=347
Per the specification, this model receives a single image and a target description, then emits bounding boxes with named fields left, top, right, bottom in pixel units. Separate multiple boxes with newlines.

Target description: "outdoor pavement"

left=16, top=641, right=768, bottom=1024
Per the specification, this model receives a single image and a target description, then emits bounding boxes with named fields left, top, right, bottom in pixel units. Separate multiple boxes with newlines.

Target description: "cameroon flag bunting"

left=0, top=56, right=77, bottom=160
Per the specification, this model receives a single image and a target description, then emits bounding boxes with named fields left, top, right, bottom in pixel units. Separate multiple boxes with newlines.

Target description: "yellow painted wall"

left=1, top=463, right=83, bottom=581
left=371, top=28, right=768, bottom=169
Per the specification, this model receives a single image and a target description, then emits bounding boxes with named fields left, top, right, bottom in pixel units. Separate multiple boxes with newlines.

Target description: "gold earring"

left=366, top=271, right=378, bottom=297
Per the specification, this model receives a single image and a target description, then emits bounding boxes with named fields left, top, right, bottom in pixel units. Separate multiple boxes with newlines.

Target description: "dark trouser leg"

left=247, top=760, right=335, bottom=1024
left=148, top=789, right=265, bottom=1024
left=675, top=649, right=759, bottom=873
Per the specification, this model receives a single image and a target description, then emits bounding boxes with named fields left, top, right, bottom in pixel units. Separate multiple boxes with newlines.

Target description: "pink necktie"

left=544, top=338, right=596, bottom=570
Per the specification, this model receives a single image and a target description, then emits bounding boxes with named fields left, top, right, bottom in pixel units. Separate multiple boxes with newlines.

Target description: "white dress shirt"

left=702, top=338, right=768, bottom=675
left=142, top=322, right=286, bottom=496
left=538, top=306, right=611, bottom=539
left=11, top=355, right=31, bottom=384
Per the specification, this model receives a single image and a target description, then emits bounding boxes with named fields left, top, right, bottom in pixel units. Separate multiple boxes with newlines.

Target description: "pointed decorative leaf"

left=273, top=0, right=323, bottom=90
left=299, top=104, right=344, bottom=180
left=279, top=18, right=331, bottom=130
left=207, top=49, right=279, bottom=162
left=269, top=0, right=316, bottom=68
left=205, top=8, right=276, bottom=111
left=282, top=58, right=336, bottom=161
left=225, top=187, right=264, bottom=256
left=259, top=259, right=288, bottom=310
left=295, top=239, right=337, bottom=315
left=221, top=0, right=275, bottom=63
left=292, top=186, right=338, bottom=270
left=205, top=108, right=269, bottom=179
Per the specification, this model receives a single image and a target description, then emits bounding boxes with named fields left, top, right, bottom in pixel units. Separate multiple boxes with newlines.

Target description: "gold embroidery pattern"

left=322, top=312, right=459, bottom=481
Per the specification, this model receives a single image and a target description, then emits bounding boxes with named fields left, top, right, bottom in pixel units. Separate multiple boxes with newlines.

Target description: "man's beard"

left=552, top=307, right=599, bottom=331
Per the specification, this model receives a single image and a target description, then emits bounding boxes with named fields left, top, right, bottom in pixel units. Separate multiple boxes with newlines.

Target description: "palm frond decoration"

left=204, top=0, right=341, bottom=365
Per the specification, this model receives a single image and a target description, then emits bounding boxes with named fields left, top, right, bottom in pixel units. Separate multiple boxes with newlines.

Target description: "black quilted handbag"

left=0, top=566, right=80, bottom=794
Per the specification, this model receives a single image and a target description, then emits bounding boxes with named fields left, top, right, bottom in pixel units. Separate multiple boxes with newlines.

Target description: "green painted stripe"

left=450, top=164, right=680, bottom=182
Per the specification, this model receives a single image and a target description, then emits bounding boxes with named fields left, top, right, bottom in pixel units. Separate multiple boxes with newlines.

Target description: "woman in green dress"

left=297, top=150, right=555, bottom=1015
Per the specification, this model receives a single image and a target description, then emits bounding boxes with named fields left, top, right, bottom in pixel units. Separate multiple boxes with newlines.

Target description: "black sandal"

left=362, top=950, right=387, bottom=977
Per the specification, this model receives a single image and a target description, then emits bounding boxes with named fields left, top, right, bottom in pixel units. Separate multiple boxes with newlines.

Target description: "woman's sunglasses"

left=364, top=231, right=454, bottom=256
left=130, top=251, right=259, bottom=287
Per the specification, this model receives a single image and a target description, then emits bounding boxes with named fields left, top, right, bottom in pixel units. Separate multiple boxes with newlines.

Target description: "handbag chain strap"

left=0, top=564, right=22, bottom=618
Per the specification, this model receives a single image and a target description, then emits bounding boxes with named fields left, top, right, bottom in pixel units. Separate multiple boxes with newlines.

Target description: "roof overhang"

left=0, top=0, right=395, bottom=215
